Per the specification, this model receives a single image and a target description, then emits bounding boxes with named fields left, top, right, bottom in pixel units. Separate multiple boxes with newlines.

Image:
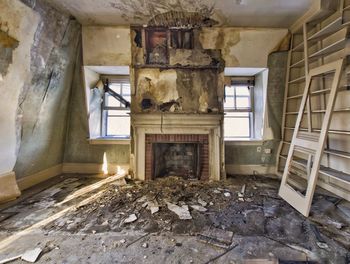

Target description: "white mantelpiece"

left=131, top=113, right=224, bottom=181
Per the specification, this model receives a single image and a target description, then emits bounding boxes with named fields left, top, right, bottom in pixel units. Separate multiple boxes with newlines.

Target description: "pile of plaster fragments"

left=44, top=175, right=350, bottom=258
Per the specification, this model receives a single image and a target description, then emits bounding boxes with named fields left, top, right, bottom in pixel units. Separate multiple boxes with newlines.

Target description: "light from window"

left=103, top=81, right=130, bottom=138
left=224, top=85, right=252, bottom=139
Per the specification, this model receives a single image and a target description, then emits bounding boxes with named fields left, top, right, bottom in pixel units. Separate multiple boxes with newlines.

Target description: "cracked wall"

left=0, top=0, right=81, bottom=181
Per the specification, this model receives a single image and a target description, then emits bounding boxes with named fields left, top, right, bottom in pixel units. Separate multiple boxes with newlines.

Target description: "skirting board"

left=62, top=163, right=130, bottom=175
left=17, top=164, right=63, bottom=191
left=0, top=171, right=21, bottom=203
left=226, top=164, right=277, bottom=177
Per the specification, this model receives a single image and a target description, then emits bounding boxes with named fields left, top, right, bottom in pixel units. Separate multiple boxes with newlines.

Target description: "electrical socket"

left=264, top=148, right=272, bottom=154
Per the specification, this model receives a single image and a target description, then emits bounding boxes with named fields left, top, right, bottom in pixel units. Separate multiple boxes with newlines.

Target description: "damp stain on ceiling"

left=45, top=0, right=314, bottom=28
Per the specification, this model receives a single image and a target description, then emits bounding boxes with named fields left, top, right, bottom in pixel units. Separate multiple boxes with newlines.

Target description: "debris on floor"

left=0, top=174, right=349, bottom=263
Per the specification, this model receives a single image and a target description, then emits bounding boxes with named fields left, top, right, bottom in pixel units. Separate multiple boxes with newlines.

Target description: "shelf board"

left=290, top=59, right=305, bottom=68
left=281, top=142, right=350, bottom=160
left=287, top=94, right=303, bottom=100
left=307, top=6, right=338, bottom=26
left=312, top=108, right=350, bottom=113
left=308, top=17, right=343, bottom=43
left=324, top=149, right=350, bottom=159
left=310, top=88, right=331, bottom=95
left=309, top=38, right=347, bottom=61
left=289, top=75, right=306, bottom=84
left=283, top=127, right=350, bottom=135
left=278, top=155, right=350, bottom=184
left=292, top=42, right=304, bottom=52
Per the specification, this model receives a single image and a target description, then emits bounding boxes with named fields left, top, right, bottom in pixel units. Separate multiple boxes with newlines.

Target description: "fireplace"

left=153, top=143, right=200, bottom=179
left=146, top=134, right=209, bottom=180
left=131, top=113, right=224, bottom=181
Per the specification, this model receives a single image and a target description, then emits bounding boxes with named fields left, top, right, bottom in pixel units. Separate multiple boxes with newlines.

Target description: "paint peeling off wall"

left=82, top=27, right=131, bottom=66
left=133, top=68, right=220, bottom=113
left=0, top=0, right=40, bottom=175
left=199, top=28, right=288, bottom=67
left=0, top=30, right=19, bottom=78
left=14, top=1, right=82, bottom=179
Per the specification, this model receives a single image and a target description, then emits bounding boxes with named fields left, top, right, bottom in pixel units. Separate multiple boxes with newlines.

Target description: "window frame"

left=224, top=84, right=255, bottom=140
left=101, top=76, right=131, bottom=138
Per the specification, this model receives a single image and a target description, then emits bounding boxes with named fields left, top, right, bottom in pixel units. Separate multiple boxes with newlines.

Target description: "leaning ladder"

left=278, top=59, right=345, bottom=217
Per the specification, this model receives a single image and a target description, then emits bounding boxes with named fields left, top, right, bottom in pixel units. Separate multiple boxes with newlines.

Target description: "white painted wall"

left=0, top=0, right=39, bottom=175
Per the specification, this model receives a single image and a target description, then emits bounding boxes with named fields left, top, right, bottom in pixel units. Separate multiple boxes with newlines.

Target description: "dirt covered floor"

left=0, top=174, right=349, bottom=264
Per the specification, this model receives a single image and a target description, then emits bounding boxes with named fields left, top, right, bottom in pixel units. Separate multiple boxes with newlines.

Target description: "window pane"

left=107, top=110, right=129, bottom=116
left=224, top=113, right=250, bottom=138
left=123, top=95, right=131, bottom=103
left=224, top=97, right=235, bottom=109
left=109, top=83, right=121, bottom=94
left=225, top=86, right=235, bottom=96
left=122, top=84, right=131, bottom=95
left=236, top=97, right=250, bottom=109
left=107, top=116, right=130, bottom=137
left=106, top=94, right=121, bottom=107
left=235, top=86, right=250, bottom=96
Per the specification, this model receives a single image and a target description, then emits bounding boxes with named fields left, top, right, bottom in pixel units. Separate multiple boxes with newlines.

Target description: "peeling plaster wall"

left=82, top=26, right=131, bottom=66
left=64, top=46, right=130, bottom=165
left=225, top=52, right=288, bottom=169
left=0, top=0, right=39, bottom=176
left=0, top=0, right=82, bottom=181
left=199, top=28, right=288, bottom=67
left=12, top=0, right=81, bottom=179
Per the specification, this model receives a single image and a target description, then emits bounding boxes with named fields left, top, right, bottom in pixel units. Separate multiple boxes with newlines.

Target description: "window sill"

left=88, top=137, right=131, bottom=145
left=224, top=138, right=264, bottom=145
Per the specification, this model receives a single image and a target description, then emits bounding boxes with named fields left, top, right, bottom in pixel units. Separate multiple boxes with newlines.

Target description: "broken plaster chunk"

left=124, top=214, right=138, bottom=224
left=224, top=192, right=231, bottom=197
left=142, top=243, right=148, bottom=248
left=146, top=200, right=159, bottom=214
left=190, top=205, right=207, bottom=212
left=198, top=198, right=207, bottom=207
left=213, top=189, right=221, bottom=194
left=21, top=248, right=42, bottom=263
left=167, top=202, right=192, bottom=220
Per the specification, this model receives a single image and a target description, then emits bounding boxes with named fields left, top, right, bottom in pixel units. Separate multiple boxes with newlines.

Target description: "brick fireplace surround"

left=132, top=113, right=224, bottom=181
left=145, top=134, right=209, bottom=180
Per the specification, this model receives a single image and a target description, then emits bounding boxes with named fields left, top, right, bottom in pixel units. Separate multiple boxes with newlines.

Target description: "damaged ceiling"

left=45, top=0, right=313, bottom=28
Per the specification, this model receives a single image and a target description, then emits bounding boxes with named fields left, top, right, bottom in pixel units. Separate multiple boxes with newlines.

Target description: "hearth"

left=153, top=143, right=200, bottom=179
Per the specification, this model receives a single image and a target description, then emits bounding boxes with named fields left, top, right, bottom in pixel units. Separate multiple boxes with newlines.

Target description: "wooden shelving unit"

left=277, top=0, right=350, bottom=202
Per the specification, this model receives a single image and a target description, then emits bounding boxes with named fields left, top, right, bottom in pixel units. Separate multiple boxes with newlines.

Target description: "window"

left=224, top=85, right=253, bottom=139
left=102, top=79, right=130, bottom=138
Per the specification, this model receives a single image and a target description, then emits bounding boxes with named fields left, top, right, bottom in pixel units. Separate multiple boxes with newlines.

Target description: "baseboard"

left=0, top=171, right=21, bottom=203
left=17, top=164, right=63, bottom=191
left=226, top=164, right=277, bottom=176
left=62, top=163, right=130, bottom=175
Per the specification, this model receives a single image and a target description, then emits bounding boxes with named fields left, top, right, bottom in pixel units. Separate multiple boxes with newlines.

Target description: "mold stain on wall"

left=0, top=28, right=19, bottom=78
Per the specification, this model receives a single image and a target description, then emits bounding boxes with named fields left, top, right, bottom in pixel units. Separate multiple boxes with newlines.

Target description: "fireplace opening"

left=153, top=143, right=201, bottom=180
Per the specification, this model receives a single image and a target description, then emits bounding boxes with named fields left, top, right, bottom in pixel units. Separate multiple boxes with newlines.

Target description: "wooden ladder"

left=278, top=59, right=345, bottom=217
